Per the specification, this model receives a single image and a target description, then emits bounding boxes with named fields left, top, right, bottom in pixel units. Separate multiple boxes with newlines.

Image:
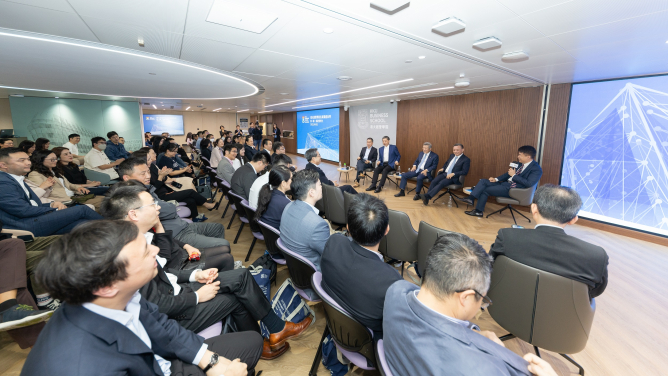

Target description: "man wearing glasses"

left=382, top=232, right=557, bottom=376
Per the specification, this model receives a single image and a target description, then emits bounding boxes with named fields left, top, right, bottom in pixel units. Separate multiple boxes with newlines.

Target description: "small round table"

left=463, top=187, right=473, bottom=195
left=338, top=167, right=354, bottom=182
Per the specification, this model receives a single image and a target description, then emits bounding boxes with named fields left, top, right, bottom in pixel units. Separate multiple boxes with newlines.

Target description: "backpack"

left=260, top=278, right=315, bottom=338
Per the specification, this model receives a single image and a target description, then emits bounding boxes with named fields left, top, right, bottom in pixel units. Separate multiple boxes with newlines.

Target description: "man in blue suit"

left=366, top=136, right=401, bottom=193
left=421, top=143, right=471, bottom=205
left=0, top=148, right=102, bottom=237
left=395, top=142, right=439, bottom=200
left=458, top=145, right=543, bottom=217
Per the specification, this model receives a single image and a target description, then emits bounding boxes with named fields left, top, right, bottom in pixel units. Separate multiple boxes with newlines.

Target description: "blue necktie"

left=446, top=156, right=458, bottom=174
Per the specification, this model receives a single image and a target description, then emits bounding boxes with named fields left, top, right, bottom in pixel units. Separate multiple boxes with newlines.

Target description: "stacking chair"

left=256, top=220, right=286, bottom=265
left=226, top=192, right=250, bottom=244
left=275, top=238, right=321, bottom=302
left=213, top=177, right=232, bottom=217
left=382, top=210, right=418, bottom=276
left=322, top=184, right=346, bottom=230
left=311, top=272, right=376, bottom=375
left=416, top=221, right=453, bottom=277
left=375, top=339, right=393, bottom=376
left=238, top=201, right=265, bottom=262
left=486, top=184, right=538, bottom=225
left=432, top=174, right=466, bottom=206
left=487, top=256, right=595, bottom=376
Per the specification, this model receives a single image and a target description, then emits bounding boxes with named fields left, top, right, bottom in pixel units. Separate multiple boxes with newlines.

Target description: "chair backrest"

left=343, top=191, right=355, bottom=218
left=315, top=198, right=325, bottom=214
left=239, top=200, right=262, bottom=233
left=312, top=272, right=376, bottom=370
left=276, top=238, right=318, bottom=298
left=257, top=220, right=283, bottom=258
left=487, top=256, right=596, bottom=354
left=227, top=192, right=249, bottom=220
left=509, top=184, right=538, bottom=206
left=375, top=339, right=393, bottom=376
left=416, top=221, right=454, bottom=277
left=83, top=168, right=111, bottom=185
left=383, top=210, right=418, bottom=262
left=322, top=184, right=346, bottom=225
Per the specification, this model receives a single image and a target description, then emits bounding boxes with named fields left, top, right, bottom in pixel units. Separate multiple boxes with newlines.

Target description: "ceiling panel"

left=232, top=49, right=340, bottom=77
left=495, top=0, right=576, bottom=16
left=180, top=35, right=256, bottom=71
left=68, top=0, right=188, bottom=34
left=2, top=0, right=74, bottom=13
left=0, top=1, right=98, bottom=41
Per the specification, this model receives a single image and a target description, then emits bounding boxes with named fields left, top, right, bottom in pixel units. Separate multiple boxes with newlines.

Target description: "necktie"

left=446, top=156, right=458, bottom=174
left=510, top=164, right=524, bottom=188
left=418, top=154, right=428, bottom=170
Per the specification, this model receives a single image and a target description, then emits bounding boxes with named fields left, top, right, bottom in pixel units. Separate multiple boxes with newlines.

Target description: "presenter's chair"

left=487, top=256, right=595, bottom=376
left=432, top=175, right=466, bottom=206
left=416, top=221, right=453, bottom=278
left=311, top=272, right=376, bottom=376
left=382, top=210, right=418, bottom=276
left=486, top=184, right=538, bottom=225
left=322, top=184, right=346, bottom=230
left=406, top=169, right=436, bottom=195
left=359, top=167, right=375, bottom=186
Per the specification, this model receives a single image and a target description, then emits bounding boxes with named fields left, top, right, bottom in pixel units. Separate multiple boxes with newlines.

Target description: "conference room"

left=1, top=0, right=667, bottom=375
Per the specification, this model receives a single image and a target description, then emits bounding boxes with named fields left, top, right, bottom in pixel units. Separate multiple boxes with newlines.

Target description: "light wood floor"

left=2, top=154, right=667, bottom=376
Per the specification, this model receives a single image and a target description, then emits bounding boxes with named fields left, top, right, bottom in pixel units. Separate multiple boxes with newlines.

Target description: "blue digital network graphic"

left=297, top=108, right=339, bottom=161
left=562, top=75, right=668, bottom=236
left=144, top=114, right=185, bottom=135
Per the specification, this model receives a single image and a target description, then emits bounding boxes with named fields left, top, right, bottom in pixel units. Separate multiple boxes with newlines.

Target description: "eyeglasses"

left=456, top=289, right=493, bottom=310
left=131, top=200, right=159, bottom=211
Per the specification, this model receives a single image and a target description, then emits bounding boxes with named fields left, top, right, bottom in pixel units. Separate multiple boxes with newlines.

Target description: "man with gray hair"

left=383, top=233, right=557, bottom=376
left=490, top=184, right=609, bottom=299
left=304, top=148, right=358, bottom=195
left=395, top=142, right=439, bottom=200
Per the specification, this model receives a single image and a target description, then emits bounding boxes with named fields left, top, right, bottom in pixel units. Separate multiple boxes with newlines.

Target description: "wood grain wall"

left=395, top=87, right=544, bottom=186
left=339, top=106, right=350, bottom=165
left=540, top=83, right=572, bottom=185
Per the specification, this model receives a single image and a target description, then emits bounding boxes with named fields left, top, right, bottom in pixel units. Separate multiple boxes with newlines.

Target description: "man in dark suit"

left=250, top=122, right=263, bottom=150
left=304, top=148, right=358, bottom=195
left=367, top=136, right=401, bottom=193
left=244, top=135, right=257, bottom=159
left=0, top=148, right=102, bottom=237
left=421, top=143, right=471, bottom=205
left=395, top=142, right=439, bottom=200
left=353, top=137, right=377, bottom=187
left=260, top=139, right=272, bottom=162
left=21, top=220, right=262, bottom=376
left=490, top=184, right=609, bottom=299
left=458, top=145, right=542, bottom=217
left=231, top=152, right=268, bottom=200
left=383, top=232, right=556, bottom=376
left=321, top=194, right=401, bottom=339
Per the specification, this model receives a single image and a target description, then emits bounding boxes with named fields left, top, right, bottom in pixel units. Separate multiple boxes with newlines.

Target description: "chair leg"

left=509, top=205, right=531, bottom=223
left=509, top=207, right=518, bottom=225
left=245, top=237, right=257, bottom=262
left=560, top=353, right=585, bottom=376
left=309, top=325, right=330, bottom=376
left=227, top=211, right=237, bottom=229
left=221, top=201, right=230, bottom=218
left=233, top=222, right=245, bottom=244
left=486, top=205, right=509, bottom=219
left=401, top=262, right=404, bottom=277
left=533, top=346, right=541, bottom=357
left=499, top=334, right=516, bottom=341
left=432, top=191, right=447, bottom=203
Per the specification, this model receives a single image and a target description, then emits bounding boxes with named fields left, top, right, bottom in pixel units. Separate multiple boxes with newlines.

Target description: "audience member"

left=185, top=132, right=194, bottom=147
left=52, top=147, right=108, bottom=196
left=145, top=132, right=153, bottom=147
left=200, top=138, right=212, bottom=162
left=490, top=184, right=609, bottom=299
left=62, top=133, right=83, bottom=162
left=305, top=148, right=358, bottom=196
left=196, top=130, right=209, bottom=150
left=0, top=148, right=102, bottom=236
left=280, top=169, right=329, bottom=271
left=34, top=138, right=50, bottom=151
left=250, top=123, right=263, bottom=150
left=234, top=125, right=243, bottom=138
left=158, top=142, right=193, bottom=178
left=270, top=141, right=285, bottom=165
left=231, top=152, right=268, bottom=201
left=255, top=166, right=292, bottom=230
left=321, top=194, right=400, bottom=338
left=234, top=143, right=248, bottom=170
left=22, top=220, right=262, bottom=376
left=0, top=139, right=13, bottom=148
left=104, top=131, right=131, bottom=161
left=210, top=138, right=225, bottom=168
left=384, top=232, right=557, bottom=376
left=259, top=139, right=272, bottom=161
left=216, top=144, right=238, bottom=183
left=119, top=137, right=126, bottom=145
left=249, top=154, right=292, bottom=208
left=219, top=125, right=226, bottom=137
left=18, top=140, right=35, bottom=156
left=84, top=136, right=122, bottom=180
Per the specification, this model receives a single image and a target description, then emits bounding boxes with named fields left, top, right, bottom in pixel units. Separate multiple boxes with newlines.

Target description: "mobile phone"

left=171, top=181, right=183, bottom=189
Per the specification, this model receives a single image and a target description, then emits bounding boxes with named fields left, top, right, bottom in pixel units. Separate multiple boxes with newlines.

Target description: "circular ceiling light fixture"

left=405, top=60, right=413, bottom=63
left=337, top=76, right=353, bottom=81
left=323, top=28, right=334, bottom=34
left=280, top=93, right=289, bottom=95
left=418, top=56, right=426, bottom=59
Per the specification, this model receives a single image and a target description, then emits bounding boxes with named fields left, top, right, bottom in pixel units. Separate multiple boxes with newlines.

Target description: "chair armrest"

left=1, top=229, right=36, bottom=241
left=509, top=186, right=536, bottom=205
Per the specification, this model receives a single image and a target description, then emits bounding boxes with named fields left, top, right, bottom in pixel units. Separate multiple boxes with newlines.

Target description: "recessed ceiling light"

left=238, top=109, right=249, bottom=112
left=418, top=56, right=426, bottom=59
left=213, top=108, right=222, bottom=111
left=323, top=28, right=334, bottom=34
left=280, top=93, right=289, bottom=95
left=292, top=86, right=454, bottom=109
left=337, top=76, right=353, bottom=81
left=138, top=38, right=144, bottom=47
left=502, top=51, right=529, bottom=62
left=258, top=110, right=273, bottom=113
left=473, top=37, right=502, bottom=51
left=185, top=106, right=190, bottom=110
left=432, top=17, right=466, bottom=36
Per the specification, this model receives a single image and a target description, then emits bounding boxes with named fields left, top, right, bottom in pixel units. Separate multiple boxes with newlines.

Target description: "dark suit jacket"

left=305, top=162, right=334, bottom=186
left=489, top=225, right=609, bottom=299
left=273, top=127, right=281, bottom=141
left=496, top=160, right=542, bottom=189
left=250, top=127, right=263, bottom=140
left=260, top=189, right=291, bottom=230
left=0, top=171, right=56, bottom=230
left=439, top=154, right=471, bottom=179
left=245, top=144, right=257, bottom=159
left=201, top=146, right=212, bottom=163
left=411, top=151, right=439, bottom=174
left=149, top=162, right=175, bottom=197
left=321, top=234, right=401, bottom=336
left=358, top=147, right=378, bottom=164
left=378, top=144, right=401, bottom=166
left=20, top=298, right=203, bottom=376
left=231, top=163, right=258, bottom=200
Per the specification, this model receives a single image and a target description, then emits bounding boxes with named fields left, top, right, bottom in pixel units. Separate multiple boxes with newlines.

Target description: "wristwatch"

left=202, top=352, right=219, bottom=373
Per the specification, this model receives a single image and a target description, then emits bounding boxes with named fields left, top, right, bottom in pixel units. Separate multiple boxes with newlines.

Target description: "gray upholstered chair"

left=83, top=168, right=114, bottom=185
left=406, top=169, right=436, bottom=195
left=322, top=184, right=346, bottom=230
left=343, top=191, right=355, bottom=218
left=382, top=210, right=418, bottom=276
left=416, top=221, right=453, bottom=277
left=487, top=256, right=595, bottom=376
left=432, top=174, right=466, bottom=206
left=486, top=184, right=538, bottom=225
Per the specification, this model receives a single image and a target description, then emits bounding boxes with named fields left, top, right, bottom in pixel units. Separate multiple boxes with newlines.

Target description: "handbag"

left=71, top=193, right=95, bottom=203
left=249, top=252, right=276, bottom=301
left=260, top=278, right=315, bottom=338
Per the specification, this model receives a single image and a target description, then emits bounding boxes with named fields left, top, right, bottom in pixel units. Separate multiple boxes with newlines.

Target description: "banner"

left=297, top=108, right=340, bottom=161
left=349, top=102, right=398, bottom=164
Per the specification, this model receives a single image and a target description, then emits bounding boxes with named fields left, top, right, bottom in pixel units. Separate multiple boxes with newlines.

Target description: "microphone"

left=509, top=161, right=520, bottom=170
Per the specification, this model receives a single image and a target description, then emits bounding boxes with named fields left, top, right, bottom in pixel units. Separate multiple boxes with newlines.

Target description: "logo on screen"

left=301, top=116, right=309, bottom=124
left=357, top=109, right=369, bottom=130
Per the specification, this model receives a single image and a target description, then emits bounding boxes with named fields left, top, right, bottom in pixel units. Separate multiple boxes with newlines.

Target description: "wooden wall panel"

left=271, top=111, right=297, bottom=154
left=540, top=83, right=572, bottom=185
left=395, top=87, right=543, bottom=185
left=339, top=106, right=350, bottom=165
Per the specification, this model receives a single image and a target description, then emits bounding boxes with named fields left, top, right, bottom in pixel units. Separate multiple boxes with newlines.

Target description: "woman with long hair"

left=35, top=138, right=50, bottom=151
left=186, top=132, right=194, bottom=146
left=210, top=138, right=224, bottom=168
left=224, top=135, right=233, bottom=145
left=18, top=140, right=36, bottom=156
left=254, top=166, right=292, bottom=230
left=52, top=147, right=109, bottom=195
left=232, top=143, right=247, bottom=170
left=27, top=149, right=103, bottom=209
left=199, top=138, right=212, bottom=162
left=144, top=132, right=152, bottom=147
left=158, top=142, right=193, bottom=177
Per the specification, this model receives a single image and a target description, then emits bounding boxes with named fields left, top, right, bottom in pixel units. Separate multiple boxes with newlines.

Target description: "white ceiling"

left=0, top=0, right=667, bottom=114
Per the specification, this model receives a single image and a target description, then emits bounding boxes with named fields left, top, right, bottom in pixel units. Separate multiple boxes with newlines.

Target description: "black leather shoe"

left=366, top=186, right=376, bottom=192
left=457, top=197, right=474, bottom=206
left=394, top=190, right=405, bottom=197
left=413, top=194, right=421, bottom=201
left=465, top=210, right=483, bottom=217
left=374, top=187, right=382, bottom=193
left=421, top=194, right=429, bottom=206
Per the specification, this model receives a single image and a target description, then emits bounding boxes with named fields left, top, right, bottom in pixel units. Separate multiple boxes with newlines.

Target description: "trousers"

left=399, top=170, right=430, bottom=192
left=424, top=173, right=457, bottom=199
left=355, top=160, right=373, bottom=182
left=22, top=205, right=102, bottom=237
left=170, top=332, right=263, bottom=376
left=174, top=222, right=230, bottom=249
left=160, top=189, right=208, bottom=219
left=371, top=163, right=395, bottom=188
left=469, top=179, right=511, bottom=212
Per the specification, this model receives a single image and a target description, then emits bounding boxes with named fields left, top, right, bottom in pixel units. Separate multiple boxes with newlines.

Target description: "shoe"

left=358, top=173, right=364, bottom=179
left=413, top=194, right=420, bottom=201
left=0, top=304, right=54, bottom=331
left=465, top=209, right=483, bottom=217
left=421, top=194, right=429, bottom=206
left=353, top=182, right=359, bottom=188
left=234, top=261, right=245, bottom=269
left=191, top=217, right=207, bottom=223
left=39, top=299, right=61, bottom=311
left=374, top=187, right=382, bottom=193
left=268, top=315, right=313, bottom=350
left=394, top=190, right=405, bottom=197
left=365, top=186, right=376, bottom=192
left=457, top=197, right=474, bottom=206
left=261, top=339, right=290, bottom=360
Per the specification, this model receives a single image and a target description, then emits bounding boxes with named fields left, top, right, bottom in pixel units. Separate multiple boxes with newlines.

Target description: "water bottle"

left=447, top=196, right=453, bottom=207
left=339, top=161, right=342, bottom=168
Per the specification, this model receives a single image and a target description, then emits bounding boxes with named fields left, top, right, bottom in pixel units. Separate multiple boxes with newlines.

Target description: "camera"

left=390, top=99, right=395, bottom=103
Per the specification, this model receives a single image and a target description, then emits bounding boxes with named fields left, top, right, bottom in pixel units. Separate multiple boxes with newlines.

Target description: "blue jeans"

left=469, top=179, right=511, bottom=212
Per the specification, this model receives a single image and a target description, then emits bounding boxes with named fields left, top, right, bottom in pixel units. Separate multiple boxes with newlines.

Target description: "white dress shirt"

left=383, top=146, right=389, bottom=163
left=305, top=200, right=320, bottom=215
left=83, top=292, right=208, bottom=376
left=9, top=173, right=39, bottom=206
left=62, top=142, right=79, bottom=156
left=144, top=233, right=201, bottom=302
left=84, top=148, right=119, bottom=179
left=417, top=152, right=430, bottom=171
left=232, top=158, right=245, bottom=170
left=249, top=172, right=270, bottom=209
left=363, top=147, right=371, bottom=160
